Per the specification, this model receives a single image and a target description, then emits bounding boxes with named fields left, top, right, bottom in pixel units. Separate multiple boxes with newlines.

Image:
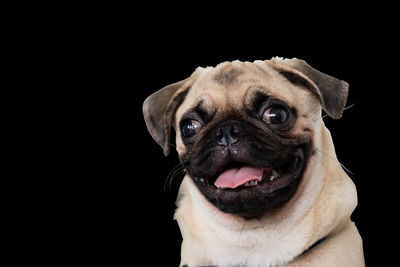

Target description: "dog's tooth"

left=269, top=170, right=280, bottom=181
left=243, top=180, right=258, bottom=187
left=245, top=180, right=258, bottom=186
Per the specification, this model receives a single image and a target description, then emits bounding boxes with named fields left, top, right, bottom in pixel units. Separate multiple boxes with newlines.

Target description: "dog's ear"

left=268, top=58, right=349, bottom=119
left=143, top=78, right=192, bottom=156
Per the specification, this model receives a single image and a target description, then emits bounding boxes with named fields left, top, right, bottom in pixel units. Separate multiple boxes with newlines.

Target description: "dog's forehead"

left=177, top=60, right=316, bottom=119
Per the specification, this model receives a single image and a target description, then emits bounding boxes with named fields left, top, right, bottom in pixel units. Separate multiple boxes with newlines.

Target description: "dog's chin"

left=190, top=145, right=311, bottom=219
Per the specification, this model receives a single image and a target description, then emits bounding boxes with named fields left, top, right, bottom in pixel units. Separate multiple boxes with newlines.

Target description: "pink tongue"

left=214, top=166, right=264, bottom=189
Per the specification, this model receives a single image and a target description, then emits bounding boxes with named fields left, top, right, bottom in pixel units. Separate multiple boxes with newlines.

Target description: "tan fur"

left=150, top=59, right=364, bottom=266
left=175, top=124, right=364, bottom=266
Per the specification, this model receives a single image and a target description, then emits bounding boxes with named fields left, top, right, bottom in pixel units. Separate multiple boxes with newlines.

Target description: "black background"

left=113, top=52, right=392, bottom=266
left=16, top=6, right=399, bottom=266
left=71, top=19, right=397, bottom=265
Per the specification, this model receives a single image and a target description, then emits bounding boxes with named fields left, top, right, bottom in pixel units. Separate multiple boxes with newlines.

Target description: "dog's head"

left=143, top=58, right=348, bottom=219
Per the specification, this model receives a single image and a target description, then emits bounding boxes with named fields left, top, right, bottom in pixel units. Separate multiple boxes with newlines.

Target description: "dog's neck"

left=174, top=125, right=358, bottom=266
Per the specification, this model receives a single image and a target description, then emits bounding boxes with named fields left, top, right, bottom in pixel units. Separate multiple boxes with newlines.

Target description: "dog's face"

left=143, top=58, right=348, bottom=219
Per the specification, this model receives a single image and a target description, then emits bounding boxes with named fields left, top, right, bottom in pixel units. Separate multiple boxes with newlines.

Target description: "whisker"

left=313, top=103, right=356, bottom=122
left=343, top=103, right=356, bottom=111
left=168, top=168, right=186, bottom=192
left=313, top=147, right=354, bottom=175
left=320, top=114, right=328, bottom=120
left=164, top=164, right=184, bottom=193
left=339, top=163, right=354, bottom=175
left=164, top=165, right=179, bottom=193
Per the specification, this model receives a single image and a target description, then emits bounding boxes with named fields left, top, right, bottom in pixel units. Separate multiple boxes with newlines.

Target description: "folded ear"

left=268, top=58, right=349, bottom=119
left=143, top=78, right=192, bottom=156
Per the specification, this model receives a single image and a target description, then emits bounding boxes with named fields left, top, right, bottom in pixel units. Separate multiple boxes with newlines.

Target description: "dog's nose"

left=215, top=123, right=240, bottom=146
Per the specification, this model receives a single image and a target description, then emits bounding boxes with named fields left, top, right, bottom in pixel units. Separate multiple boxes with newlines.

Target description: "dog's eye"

left=181, top=120, right=202, bottom=138
left=263, top=106, right=288, bottom=124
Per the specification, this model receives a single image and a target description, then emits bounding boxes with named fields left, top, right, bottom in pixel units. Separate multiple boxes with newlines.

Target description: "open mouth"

left=192, top=145, right=309, bottom=218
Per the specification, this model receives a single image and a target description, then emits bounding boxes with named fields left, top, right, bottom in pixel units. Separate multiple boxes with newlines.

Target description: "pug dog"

left=143, top=58, right=364, bottom=267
